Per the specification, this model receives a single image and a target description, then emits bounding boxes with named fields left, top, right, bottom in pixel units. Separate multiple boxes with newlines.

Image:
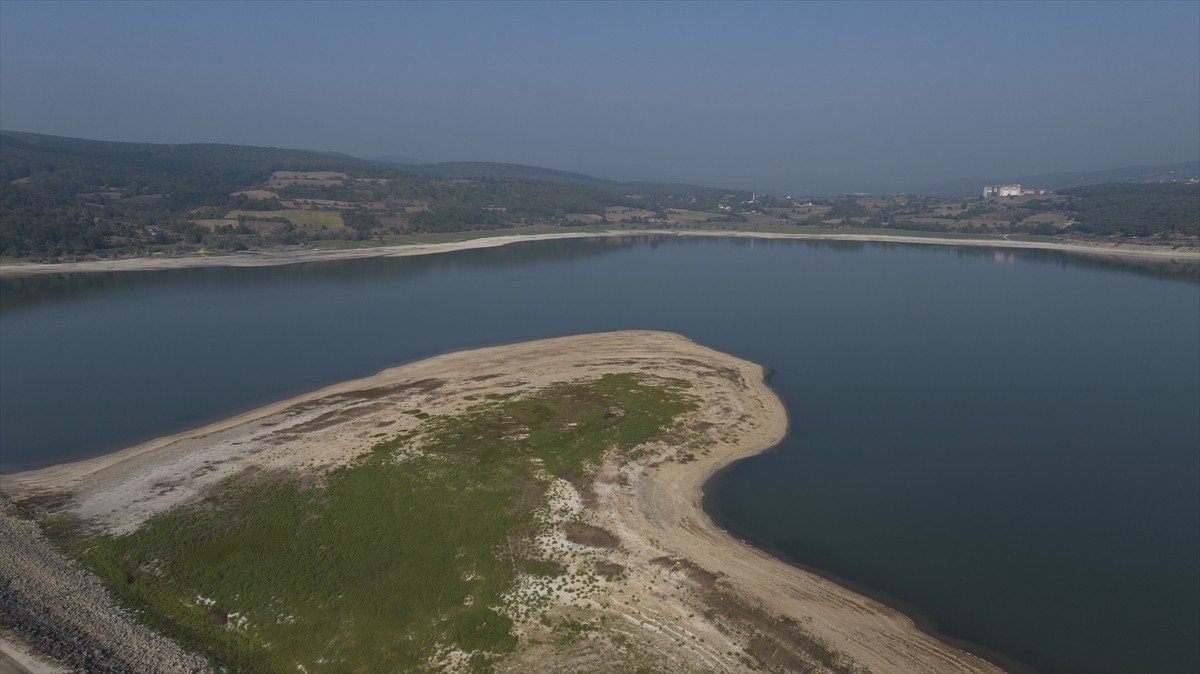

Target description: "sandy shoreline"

left=0, top=229, right=1194, bottom=278
left=1, top=331, right=1002, bottom=673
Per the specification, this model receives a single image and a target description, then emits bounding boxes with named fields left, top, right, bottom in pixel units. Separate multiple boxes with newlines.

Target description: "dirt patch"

left=592, top=561, right=625, bottom=577
left=562, top=522, right=620, bottom=549
left=701, top=584, right=856, bottom=674
left=273, top=402, right=389, bottom=437
left=563, top=473, right=597, bottom=509
left=335, top=378, right=445, bottom=402
left=648, top=555, right=718, bottom=587
left=10, top=491, right=73, bottom=520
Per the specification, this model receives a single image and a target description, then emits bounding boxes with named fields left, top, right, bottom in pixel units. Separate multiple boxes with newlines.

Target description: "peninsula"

left=1, top=331, right=1001, bottom=673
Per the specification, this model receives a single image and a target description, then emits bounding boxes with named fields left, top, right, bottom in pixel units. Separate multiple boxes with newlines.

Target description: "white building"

left=983, top=184, right=1022, bottom=197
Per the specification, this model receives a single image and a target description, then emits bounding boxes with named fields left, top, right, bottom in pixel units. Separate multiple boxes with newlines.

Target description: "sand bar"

left=1, top=331, right=1002, bottom=673
left=0, top=229, right=1194, bottom=278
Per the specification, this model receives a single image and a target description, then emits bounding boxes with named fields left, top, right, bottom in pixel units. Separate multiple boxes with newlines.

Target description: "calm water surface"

left=2, top=237, right=1197, bottom=673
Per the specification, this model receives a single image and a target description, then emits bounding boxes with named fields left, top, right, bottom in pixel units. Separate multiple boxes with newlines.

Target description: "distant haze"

left=2, top=1, right=1197, bottom=194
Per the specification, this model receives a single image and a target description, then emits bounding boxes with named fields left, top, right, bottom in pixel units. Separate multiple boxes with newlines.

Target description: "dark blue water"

left=2, top=237, right=1197, bottom=673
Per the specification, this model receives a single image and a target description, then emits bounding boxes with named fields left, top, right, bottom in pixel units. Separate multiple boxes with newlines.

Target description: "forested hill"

left=1058, top=183, right=1200, bottom=237
left=0, top=131, right=391, bottom=205
left=0, top=131, right=749, bottom=259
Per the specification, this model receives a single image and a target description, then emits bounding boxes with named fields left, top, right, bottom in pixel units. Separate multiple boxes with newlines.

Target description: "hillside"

left=2, top=131, right=1194, bottom=261
left=0, top=132, right=749, bottom=259
left=915, top=161, right=1200, bottom=196
left=381, top=160, right=615, bottom=187
left=1058, top=182, right=1200, bottom=237
left=377, top=161, right=744, bottom=205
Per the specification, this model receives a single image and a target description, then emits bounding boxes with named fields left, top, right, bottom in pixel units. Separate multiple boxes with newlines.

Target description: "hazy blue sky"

left=2, top=1, right=1197, bottom=193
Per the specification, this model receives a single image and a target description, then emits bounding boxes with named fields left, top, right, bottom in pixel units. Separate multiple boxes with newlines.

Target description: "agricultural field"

left=266, top=171, right=348, bottom=189
left=603, top=206, right=656, bottom=222
left=664, top=209, right=720, bottom=224
left=225, top=209, right=345, bottom=230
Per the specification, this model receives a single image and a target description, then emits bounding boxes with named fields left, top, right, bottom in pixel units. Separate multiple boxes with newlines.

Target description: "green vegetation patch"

left=227, top=209, right=345, bottom=229
left=1060, top=182, right=1200, bottom=237
left=64, top=373, right=696, bottom=673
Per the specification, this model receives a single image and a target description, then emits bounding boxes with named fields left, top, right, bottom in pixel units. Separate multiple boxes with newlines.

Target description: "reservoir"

left=1, top=236, right=1197, bottom=673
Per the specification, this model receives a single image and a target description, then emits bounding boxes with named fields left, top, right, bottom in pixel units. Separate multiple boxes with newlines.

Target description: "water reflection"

left=0, top=236, right=646, bottom=313
left=948, top=242, right=1200, bottom=281
left=3, top=237, right=1196, bottom=314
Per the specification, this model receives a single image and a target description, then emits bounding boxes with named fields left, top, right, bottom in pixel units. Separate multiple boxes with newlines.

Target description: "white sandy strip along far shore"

left=0, top=229, right=1194, bottom=278
left=1, top=331, right=1002, bottom=673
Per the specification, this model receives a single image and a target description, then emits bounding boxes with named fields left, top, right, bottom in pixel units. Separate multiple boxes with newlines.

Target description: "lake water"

left=1, top=237, right=1197, bottom=673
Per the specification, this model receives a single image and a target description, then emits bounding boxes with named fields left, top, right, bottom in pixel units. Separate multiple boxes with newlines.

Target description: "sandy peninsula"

left=0, top=229, right=1194, bottom=279
left=1, top=331, right=1003, bottom=673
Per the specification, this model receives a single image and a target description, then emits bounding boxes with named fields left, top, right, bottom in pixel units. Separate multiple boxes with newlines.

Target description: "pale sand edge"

left=0, top=331, right=1003, bottom=673
left=0, top=630, right=70, bottom=674
left=0, top=229, right=1195, bottom=278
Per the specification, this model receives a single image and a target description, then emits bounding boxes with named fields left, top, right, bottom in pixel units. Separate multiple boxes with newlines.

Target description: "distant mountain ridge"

left=1006, top=161, right=1199, bottom=189
left=915, top=161, right=1200, bottom=196
left=383, top=160, right=617, bottom=187
left=9, top=129, right=1185, bottom=199
left=1, top=131, right=749, bottom=200
left=366, top=158, right=743, bottom=199
left=366, top=154, right=430, bottom=166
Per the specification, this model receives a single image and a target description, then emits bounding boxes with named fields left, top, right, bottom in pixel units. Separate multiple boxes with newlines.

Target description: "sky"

left=1, top=0, right=1197, bottom=194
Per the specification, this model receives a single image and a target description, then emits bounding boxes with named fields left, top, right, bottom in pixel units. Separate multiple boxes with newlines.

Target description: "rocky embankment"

left=0, top=499, right=210, bottom=674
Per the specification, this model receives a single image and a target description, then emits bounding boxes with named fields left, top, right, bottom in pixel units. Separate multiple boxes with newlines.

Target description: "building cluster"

left=983, top=184, right=1050, bottom=198
left=983, top=184, right=1022, bottom=197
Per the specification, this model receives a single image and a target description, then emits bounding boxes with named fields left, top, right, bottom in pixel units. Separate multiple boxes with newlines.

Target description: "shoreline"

left=1, top=331, right=1003, bottom=672
left=701, top=481, right=1035, bottom=674
left=0, top=228, right=1195, bottom=278
left=700, top=370, right=1034, bottom=674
